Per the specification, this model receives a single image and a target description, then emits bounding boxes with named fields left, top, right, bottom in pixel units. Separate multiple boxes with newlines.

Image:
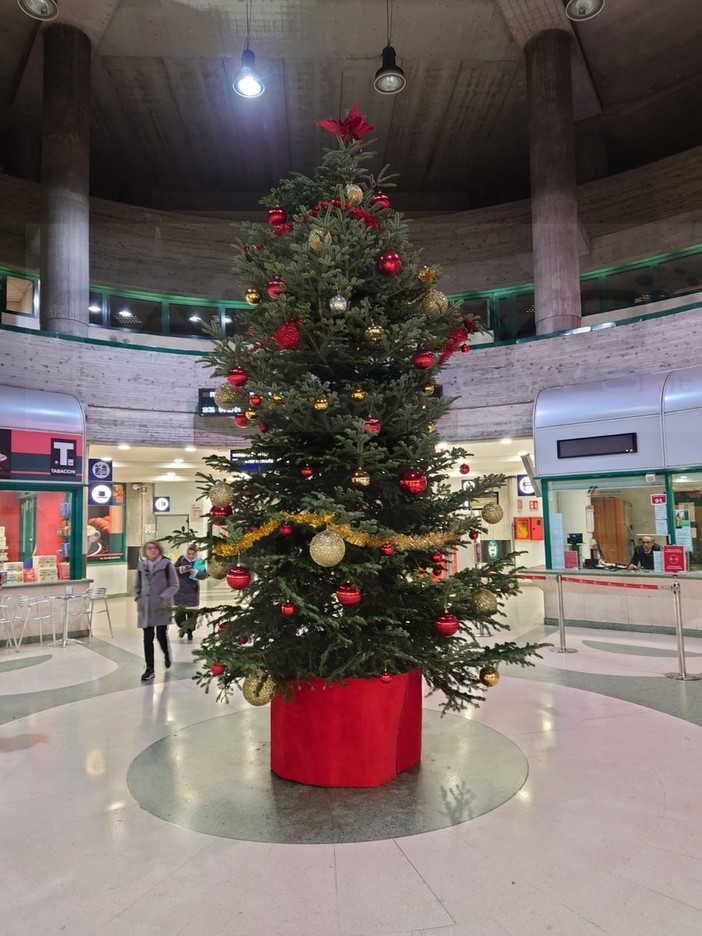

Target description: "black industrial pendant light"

left=232, top=0, right=265, bottom=98
left=374, top=0, right=406, bottom=95
left=17, top=0, right=59, bottom=20
left=564, top=0, right=605, bottom=21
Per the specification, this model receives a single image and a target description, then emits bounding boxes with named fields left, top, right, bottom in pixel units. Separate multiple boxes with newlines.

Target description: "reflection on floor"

left=1, top=584, right=702, bottom=935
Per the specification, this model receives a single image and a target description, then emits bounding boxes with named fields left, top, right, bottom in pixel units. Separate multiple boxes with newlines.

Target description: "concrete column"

left=40, top=24, right=91, bottom=336
left=526, top=29, right=581, bottom=335
left=6, top=122, right=42, bottom=182
left=576, top=124, right=609, bottom=184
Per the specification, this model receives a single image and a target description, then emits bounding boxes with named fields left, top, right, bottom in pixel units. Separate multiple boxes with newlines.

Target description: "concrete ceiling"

left=2, top=0, right=702, bottom=212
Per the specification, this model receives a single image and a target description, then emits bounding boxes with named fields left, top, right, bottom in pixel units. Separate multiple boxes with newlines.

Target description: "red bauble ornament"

left=380, top=542, right=395, bottom=556
left=249, top=393, right=262, bottom=406
left=435, top=612, right=460, bottom=637
left=218, top=622, right=228, bottom=632
left=279, top=522, right=294, bottom=536
left=233, top=412, right=248, bottom=428
left=370, top=192, right=391, bottom=210
left=460, top=344, right=470, bottom=353
left=399, top=468, right=428, bottom=495
left=274, top=223, right=294, bottom=237
left=226, top=565, right=251, bottom=590
left=431, top=552, right=444, bottom=564
left=227, top=367, right=249, bottom=388
left=209, top=505, right=232, bottom=526
left=363, top=417, right=381, bottom=433
left=273, top=322, right=300, bottom=349
left=210, top=663, right=226, bottom=676
left=258, top=423, right=268, bottom=433
left=268, top=206, right=287, bottom=226
left=249, top=523, right=261, bottom=532
left=238, top=635, right=249, bottom=645
left=379, top=670, right=392, bottom=683
left=300, top=465, right=314, bottom=479
left=335, top=583, right=362, bottom=607
left=459, top=463, right=471, bottom=475
left=281, top=601, right=296, bottom=616
left=412, top=350, right=435, bottom=370
left=267, top=278, right=285, bottom=297
left=469, top=530, right=480, bottom=541
left=376, top=250, right=402, bottom=277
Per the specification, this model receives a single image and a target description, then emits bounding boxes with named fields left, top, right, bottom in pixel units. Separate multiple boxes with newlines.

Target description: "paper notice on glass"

left=653, top=550, right=664, bottom=572
left=653, top=502, right=668, bottom=534
left=677, top=524, right=693, bottom=551
left=550, top=513, right=565, bottom=570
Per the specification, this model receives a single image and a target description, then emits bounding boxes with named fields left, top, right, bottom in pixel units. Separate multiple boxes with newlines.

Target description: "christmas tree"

left=183, top=104, right=542, bottom=714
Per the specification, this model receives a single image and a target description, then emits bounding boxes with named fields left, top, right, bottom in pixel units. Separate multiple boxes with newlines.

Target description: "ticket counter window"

left=0, top=489, right=73, bottom=585
left=671, top=473, right=702, bottom=571
left=546, top=476, right=668, bottom=569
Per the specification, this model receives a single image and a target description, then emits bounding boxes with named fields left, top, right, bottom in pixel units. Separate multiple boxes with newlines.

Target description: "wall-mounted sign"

left=230, top=451, right=274, bottom=471
left=650, top=493, right=667, bottom=506
left=89, top=483, right=113, bottom=506
left=516, top=474, right=535, bottom=496
left=0, top=429, right=83, bottom=483
left=529, top=499, right=539, bottom=511
left=153, top=496, right=171, bottom=513
left=198, top=388, right=237, bottom=417
left=89, top=458, right=113, bottom=482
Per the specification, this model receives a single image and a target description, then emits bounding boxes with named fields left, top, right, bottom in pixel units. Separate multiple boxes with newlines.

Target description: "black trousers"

left=174, top=607, right=195, bottom=633
left=143, top=625, right=169, bottom=668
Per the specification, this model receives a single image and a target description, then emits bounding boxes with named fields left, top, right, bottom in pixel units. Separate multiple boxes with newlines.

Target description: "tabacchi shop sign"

left=0, top=427, right=83, bottom=483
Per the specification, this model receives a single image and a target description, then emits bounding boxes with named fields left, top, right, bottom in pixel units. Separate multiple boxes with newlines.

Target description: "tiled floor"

left=1, top=584, right=702, bottom=935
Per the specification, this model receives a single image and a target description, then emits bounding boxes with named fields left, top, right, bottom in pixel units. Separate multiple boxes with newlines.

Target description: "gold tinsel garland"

left=212, top=510, right=463, bottom=557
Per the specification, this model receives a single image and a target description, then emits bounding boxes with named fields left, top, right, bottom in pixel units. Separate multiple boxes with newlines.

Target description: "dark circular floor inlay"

left=0, top=654, right=51, bottom=674
left=127, top=709, right=527, bottom=844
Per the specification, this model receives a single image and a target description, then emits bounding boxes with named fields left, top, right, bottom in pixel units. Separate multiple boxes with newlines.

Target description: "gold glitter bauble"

left=420, top=289, right=449, bottom=315
left=365, top=323, right=384, bottom=342
left=422, top=381, right=435, bottom=395
left=344, top=183, right=364, bottom=206
left=481, top=503, right=504, bottom=524
left=350, top=387, right=366, bottom=402
left=351, top=468, right=371, bottom=488
left=214, top=384, right=240, bottom=408
left=308, top=228, right=332, bottom=252
left=242, top=672, right=277, bottom=706
left=479, top=665, right=500, bottom=687
left=313, top=396, right=330, bottom=412
left=245, top=409, right=257, bottom=421
left=309, top=530, right=346, bottom=567
left=473, top=588, right=498, bottom=614
left=427, top=423, right=436, bottom=433
left=209, top=481, right=235, bottom=508
left=245, top=287, right=262, bottom=306
left=207, top=557, right=231, bottom=580
left=418, top=265, right=439, bottom=285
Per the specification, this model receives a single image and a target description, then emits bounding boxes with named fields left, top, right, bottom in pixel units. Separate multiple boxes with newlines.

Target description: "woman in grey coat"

left=135, top=541, right=179, bottom=681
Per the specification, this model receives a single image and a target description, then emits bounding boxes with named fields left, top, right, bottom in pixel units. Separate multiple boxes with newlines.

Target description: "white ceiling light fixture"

left=17, top=0, right=59, bottom=21
left=117, top=443, right=131, bottom=451
left=564, top=0, right=605, bottom=22
left=184, top=446, right=197, bottom=452
left=374, top=0, right=406, bottom=95
left=232, top=0, right=265, bottom=98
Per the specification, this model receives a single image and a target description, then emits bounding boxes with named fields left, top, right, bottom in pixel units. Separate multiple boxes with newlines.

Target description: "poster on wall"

left=674, top=508, right=694, bottom=552
left=87, top=483, right=126, bottom=562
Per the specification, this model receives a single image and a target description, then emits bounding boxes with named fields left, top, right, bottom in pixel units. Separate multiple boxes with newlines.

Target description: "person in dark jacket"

left=174, top=544, right=207, bottom=640
left=627, top=536, right=661, bottom=570
left=135, top=541, right=179, bottom=681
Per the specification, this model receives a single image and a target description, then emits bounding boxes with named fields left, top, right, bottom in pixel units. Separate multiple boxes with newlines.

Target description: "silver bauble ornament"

left=309, top=530, right=346, bottom=567
left=329, top=294, right=349, bottom=314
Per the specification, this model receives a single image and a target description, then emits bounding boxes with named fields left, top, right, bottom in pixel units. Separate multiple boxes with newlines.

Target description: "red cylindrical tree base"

left=270, top=670, right=423, bottom=787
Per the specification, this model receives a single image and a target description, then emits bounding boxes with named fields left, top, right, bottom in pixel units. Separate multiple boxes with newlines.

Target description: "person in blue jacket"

left=174, top=544, right=207, bottom=640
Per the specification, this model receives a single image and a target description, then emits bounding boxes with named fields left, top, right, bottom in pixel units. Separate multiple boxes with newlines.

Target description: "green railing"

left=2, top=240, right=702, bottom=344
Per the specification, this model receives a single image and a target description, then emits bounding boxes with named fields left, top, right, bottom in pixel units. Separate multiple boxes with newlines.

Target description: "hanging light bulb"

left=17, top=0, right=59, bottom=20
left=233, top=48, right=265, bottom=98
left=374, top=0, right=406, bottom=95
left=232, top=1, right=265, bottom=98
left=564, top=0, right=605, bottom=21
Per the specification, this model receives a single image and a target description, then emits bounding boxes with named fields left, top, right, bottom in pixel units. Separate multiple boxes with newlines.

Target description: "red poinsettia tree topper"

left=317, top=102, right=373, bottom=142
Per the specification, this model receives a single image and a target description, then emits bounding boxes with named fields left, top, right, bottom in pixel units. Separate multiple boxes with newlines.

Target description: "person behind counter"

left=627, top=536, right=661, bottom=570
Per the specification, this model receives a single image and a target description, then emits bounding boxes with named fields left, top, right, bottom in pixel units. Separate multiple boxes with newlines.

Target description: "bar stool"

left=13, top=595, right=56, bottom=648
left=84, top=587, right=114, bottom=638
left=0, top=599, right=18, bottom=651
